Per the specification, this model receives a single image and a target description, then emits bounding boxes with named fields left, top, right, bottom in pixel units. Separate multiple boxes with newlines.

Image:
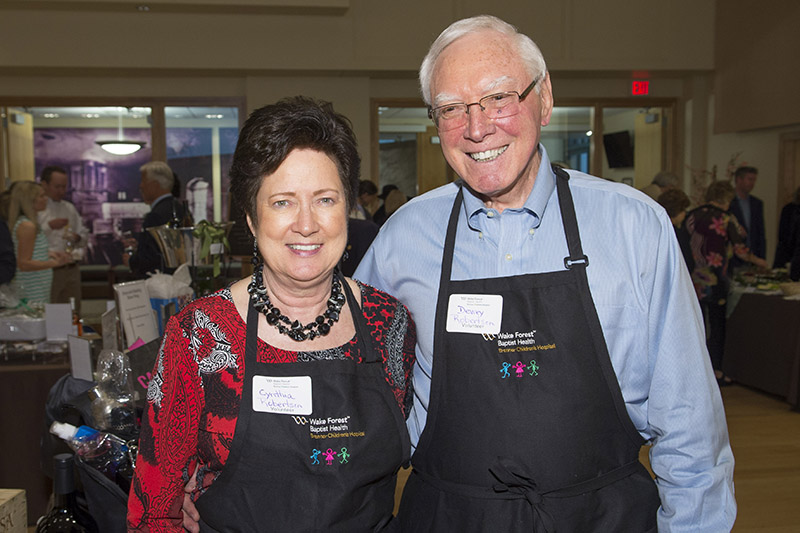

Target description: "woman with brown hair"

left=685, top=180, right=767, bottom=385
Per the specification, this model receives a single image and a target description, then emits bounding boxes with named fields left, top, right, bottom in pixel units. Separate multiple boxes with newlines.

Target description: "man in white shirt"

left=38, top=165, right=88, bottom=312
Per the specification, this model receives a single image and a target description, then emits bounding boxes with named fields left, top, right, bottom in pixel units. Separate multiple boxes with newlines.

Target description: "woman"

left=685, top=180, right=767, bottom=385
left=656, top=188, right=694, bottom=272
left=128, top=97, right=416, bottom=532
left=8, top=181, right=69, bottom=303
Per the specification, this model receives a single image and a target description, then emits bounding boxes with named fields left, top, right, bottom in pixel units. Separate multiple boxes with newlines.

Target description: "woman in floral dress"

left=685, top=180, right=767, bottom=385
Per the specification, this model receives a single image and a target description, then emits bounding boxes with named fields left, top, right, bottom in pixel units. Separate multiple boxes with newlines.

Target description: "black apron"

left=399, top=169, right=660, bottom=532
left=196, top=274, right=411, bottom=532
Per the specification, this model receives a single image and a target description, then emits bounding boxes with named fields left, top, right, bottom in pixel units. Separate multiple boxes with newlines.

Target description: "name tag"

left=446, top=294, right=503, bottom=334
left=252, top=375, right=312, bottom=415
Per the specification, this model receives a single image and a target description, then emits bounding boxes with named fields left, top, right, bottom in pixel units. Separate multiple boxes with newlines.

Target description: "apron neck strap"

left=553, top=166, right=589, bottom=270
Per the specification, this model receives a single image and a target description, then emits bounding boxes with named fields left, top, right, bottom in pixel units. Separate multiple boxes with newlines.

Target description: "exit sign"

left=632, top=80, right=650, bottom=95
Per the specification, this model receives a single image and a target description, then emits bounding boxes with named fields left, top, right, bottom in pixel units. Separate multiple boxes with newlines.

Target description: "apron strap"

left=337, top=269, right=378, bottom=364
left=553, top=166, right=590, bottom=270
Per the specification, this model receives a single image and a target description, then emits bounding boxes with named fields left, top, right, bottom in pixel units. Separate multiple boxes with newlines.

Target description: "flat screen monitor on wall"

left=603, top=130, right=634, bottom=168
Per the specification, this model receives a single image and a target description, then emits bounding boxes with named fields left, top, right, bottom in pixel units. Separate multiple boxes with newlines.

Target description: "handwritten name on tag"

left=446, top=294, right=503, bottom=334
left=252, top=376, right=312, bottom=415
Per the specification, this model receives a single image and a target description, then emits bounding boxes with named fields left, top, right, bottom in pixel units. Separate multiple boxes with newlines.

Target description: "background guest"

left=373, top=185, right=406, bottom=227
left=657, top=188, right=694, bottom=272
left=685, top=180, right=767, bottom=385
left=341, top=216, right=379, bottom=277
left=38, top=165, right=88, bottom=313
left=355, top=179, right=379, bottom=219
left=729, top=166, right=766, bottom=270
left=773, top=186, right=800, bottom=269
left=123, top=161, right=184, bottom=278
left=640, top=170, right=679, bottom=201
left=8, top=182, right=70, bottom=304
left=0, top=190, right=17, bottom=286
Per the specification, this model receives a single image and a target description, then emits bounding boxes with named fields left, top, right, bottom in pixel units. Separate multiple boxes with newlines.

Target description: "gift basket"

left=40, top=349, right=140, bottom=532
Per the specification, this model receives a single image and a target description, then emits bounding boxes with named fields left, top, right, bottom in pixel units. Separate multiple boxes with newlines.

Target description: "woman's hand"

left=49, top=250, right=71, bottom=267
left=182, top=464, right=201, bottom=533
left=749, top=254, right=768, bottom=270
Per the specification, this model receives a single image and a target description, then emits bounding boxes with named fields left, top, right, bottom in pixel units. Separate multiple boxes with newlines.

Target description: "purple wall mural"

left=33, top=126, right=235, bottom=266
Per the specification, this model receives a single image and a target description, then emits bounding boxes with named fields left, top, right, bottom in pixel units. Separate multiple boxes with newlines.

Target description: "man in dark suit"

left=124, top=161, right=183, bottom=278
left=729, top=166, right=766, bottom=270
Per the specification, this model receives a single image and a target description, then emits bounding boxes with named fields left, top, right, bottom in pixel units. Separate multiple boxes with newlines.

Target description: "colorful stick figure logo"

left=529, top=360, right=539, bottom=376
left=513, top=361, right=526, bottom=377
left=323, top=448, right=338, bottom=465
left=340, top=447, right=350, bottom=464
left=310, top=449, right=321, bottom=465
left=500, top=362, right=511, bottom=378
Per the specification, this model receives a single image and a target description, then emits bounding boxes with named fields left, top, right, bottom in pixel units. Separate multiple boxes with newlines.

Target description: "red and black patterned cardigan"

left=127, top=283, right=416, bottom=532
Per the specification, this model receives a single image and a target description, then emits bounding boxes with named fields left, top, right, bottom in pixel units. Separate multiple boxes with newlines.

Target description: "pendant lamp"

left=96, top=107, right=146, bottom=155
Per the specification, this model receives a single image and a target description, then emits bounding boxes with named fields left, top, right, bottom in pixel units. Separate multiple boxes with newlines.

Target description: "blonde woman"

left=8, top=181, right=70, bottom=303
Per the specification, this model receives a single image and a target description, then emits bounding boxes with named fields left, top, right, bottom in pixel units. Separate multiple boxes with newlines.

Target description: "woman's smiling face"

left=248, top=148, right=348, bottom=288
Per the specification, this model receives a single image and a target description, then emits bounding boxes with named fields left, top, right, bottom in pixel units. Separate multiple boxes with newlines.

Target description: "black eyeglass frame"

left=427, top=76, right=541, bottom=126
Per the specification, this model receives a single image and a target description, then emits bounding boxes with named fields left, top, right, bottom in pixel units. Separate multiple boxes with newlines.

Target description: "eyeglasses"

left=428, top=77, right=540, bottom=132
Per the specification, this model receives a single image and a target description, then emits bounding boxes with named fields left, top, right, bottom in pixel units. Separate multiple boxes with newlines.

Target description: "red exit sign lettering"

left=632, top=80, right=650, bottom=95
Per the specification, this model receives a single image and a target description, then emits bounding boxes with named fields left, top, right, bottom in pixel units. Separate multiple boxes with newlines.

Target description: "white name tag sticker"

left=446, top=294, right=503, bottom=334
left=252, top=375, right=312, bottom=415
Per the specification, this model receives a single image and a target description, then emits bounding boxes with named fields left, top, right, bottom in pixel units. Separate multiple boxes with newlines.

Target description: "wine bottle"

left=180, top=200, right=194, bottom=228
left=36, top=454, right=87, bottom=532
left=168, top=200, right=181, bottom=229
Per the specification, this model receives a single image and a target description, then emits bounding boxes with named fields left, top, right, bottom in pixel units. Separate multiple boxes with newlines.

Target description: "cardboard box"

left=0, top=489, right=26, bottom=533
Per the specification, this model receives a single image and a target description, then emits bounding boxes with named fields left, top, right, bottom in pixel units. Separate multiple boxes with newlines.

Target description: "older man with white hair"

left=124, top=161, right=184, bottom=278
left=356, top=15, right=735, bottom=532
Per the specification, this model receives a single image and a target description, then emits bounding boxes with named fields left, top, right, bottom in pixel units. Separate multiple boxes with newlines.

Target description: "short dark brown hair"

left=657, top=189, right=690, bottom=218
left=40, top=165, right=67, bottom=184
left=230, top=96, right=360, bottom=229
left=734, top=166, right=757, bottom=180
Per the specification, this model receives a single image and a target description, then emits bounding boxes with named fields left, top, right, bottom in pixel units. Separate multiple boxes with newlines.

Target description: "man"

left=640, top=170, right=679, bottom=200
left=729, top=165, right=766, bottom=269
left=124, top=161, right=183, bottom=278
left=38, top=165, right=88, bottom=311
left=355, top=15, right=735, bottom=531
left=354, top=179, right=379, bottom=219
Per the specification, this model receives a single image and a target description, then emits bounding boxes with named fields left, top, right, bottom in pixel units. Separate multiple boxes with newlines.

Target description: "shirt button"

left=529, top=228, right=535, bottom=235
left=487, top=211, right=495, bottom=218
left=505, top=253, right=512, bottom=261
left=478, top=232, right=483, bottom=239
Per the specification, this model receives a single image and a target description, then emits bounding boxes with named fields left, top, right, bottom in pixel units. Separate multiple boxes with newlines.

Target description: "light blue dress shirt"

left=354, top=146, right=736, bottom=531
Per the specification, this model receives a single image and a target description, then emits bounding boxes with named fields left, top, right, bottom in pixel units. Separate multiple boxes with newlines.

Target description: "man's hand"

left=48, top=218, right=69, bottom=230
left=182, top=465, right=201, bottom=533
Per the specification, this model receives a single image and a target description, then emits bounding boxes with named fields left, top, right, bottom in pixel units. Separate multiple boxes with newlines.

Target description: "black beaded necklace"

left=247, top=264, right=346, bottom=342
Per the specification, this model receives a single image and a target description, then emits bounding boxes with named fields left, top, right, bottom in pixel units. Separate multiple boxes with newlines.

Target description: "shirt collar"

left=462, top=144, right=555, bottom=229
left=151, top=193, right=173, bottom=208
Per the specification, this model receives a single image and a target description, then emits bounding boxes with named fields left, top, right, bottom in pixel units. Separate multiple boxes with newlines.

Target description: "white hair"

left=419, top=15, right=548, bottom=106
left=140, top=161, right=175, bottom=191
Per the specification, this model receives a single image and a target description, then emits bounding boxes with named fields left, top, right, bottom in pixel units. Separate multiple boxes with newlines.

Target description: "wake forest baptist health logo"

left=488, top=329, right=556, bottom=379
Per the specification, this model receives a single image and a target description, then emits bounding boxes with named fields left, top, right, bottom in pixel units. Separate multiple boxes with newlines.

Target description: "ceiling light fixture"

left=96, top=107, right=146, bottom=155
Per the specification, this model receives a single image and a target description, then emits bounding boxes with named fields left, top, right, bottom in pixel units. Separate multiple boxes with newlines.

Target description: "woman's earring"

left=251, top=237, right=261, bottom=266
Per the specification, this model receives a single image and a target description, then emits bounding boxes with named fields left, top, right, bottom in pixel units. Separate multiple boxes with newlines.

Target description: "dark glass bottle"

left=36, top=454, right=87, bottom=532
left=180, top=200, right=194, bottom=227
left=168, top=200, right=181, bottom=229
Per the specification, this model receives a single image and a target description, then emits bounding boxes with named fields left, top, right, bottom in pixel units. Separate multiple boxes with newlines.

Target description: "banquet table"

left=723, top=291, right=800, bottom=410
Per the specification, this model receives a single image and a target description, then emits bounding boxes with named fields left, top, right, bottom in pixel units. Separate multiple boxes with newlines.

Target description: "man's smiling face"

left=430, top=30, right=553, bottom=212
